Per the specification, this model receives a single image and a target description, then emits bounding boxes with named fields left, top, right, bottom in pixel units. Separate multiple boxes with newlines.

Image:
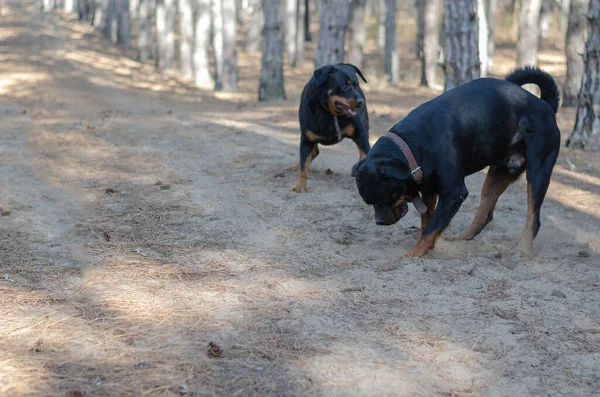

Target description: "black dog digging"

left=352, top=67, right=561, bottom=257
left=291, top=63, right=371, bottom=193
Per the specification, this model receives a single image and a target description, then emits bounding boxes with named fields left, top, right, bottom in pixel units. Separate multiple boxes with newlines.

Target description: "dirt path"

left=1, top=2, right=599, bottom=396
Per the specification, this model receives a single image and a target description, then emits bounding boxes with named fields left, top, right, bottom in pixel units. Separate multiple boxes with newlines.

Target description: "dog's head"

left=312, top=63, right=367, bottom=118
left=351, top=138, right=419, bottom=226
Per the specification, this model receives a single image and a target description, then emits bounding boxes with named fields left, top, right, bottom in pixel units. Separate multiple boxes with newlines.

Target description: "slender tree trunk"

left=486, top=0, right=497, bottom=70
left=304, top=0, right=312, bottom=41
left=156, top=0, right=176, bottom=70
left=442, top=0, right=480, bottom=91
left=285, top=0, right=304, bottom=67
left=138, top=0, right=153, bottom=60
left=94, top=0, right=108, bottom=31
left=194, top=0, right=213, bottom=88
left=419, top=0, right=439, bottom=87
left=179, top=0, right=194, bottom=80
left=567, top=0, right=600, bottom=150
left=117, top=0, right=131, bottom=49
left=64, top=0, right=76, bottom=12
left=517, top=0, right=542, bottom=67
left=477, top=0, right=489, bottom=76
left=539, top=0, right=552, bottom=39
left=347, top=0, right=366, bottom=68
left=245, top=0, right=263, bottom=52
left=563, top=0, right=588, bottom=107
left=417, top=0, right=425, bottom=61
left=378, top=0, right=385, bottom=50
left=561, top=0, right=571, bottom=32
left=384, top=0, right=399, bottom=84
left=105, top=0, right=118, bottom=42
left=314, top=0, right=350, bottom=68
left=259, top=0, right=286, bottom=100
left=220, top=0, right=238, bottom=91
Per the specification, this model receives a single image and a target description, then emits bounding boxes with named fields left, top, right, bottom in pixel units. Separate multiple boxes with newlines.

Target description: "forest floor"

left=1, top=2, right=599, bottom=396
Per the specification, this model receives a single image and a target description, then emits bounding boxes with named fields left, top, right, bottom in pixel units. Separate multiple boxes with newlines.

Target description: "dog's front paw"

left=290, top=181, right=308, bottom=193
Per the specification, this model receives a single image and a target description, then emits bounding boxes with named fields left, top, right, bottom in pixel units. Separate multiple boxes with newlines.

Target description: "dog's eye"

left=342, top=84, right=348, bottom=91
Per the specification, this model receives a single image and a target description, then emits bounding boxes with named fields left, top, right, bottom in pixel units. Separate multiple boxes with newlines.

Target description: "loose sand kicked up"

left=1, top=2, right=599, bottom=396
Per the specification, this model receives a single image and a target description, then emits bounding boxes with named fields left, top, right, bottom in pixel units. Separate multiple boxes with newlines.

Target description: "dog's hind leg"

left=448, top=167, right=520, bottom=241
left=517, top=150, right=559, bottom=256
left=290, top=141, right=319, bottom=193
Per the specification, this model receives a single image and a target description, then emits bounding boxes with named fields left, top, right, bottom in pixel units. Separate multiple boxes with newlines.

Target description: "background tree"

left=285, top=0, right=305, bottom=67
left=314, top=0, right=350, bottom=68
left=156, top=0, right=176, bottom=70
left=194, top=0, right=214, bottom=88
left=117, top=0, right=131, bottom=49
left=486, top=0, right=498, bottom=69
left=567, top=0, right=600, bottom=150
left=137, top=0, right=153, bottom=61
left=417, top=0, right=439, bottom=88
left=384, top=0, right=399, bottom=84
left=245, top=0, right=263, bottom=52
left=564, top=0, right=588, bottom=106
left=64, top=0, right=76, bottom=12
left=517, top=0, right=543, bottom=67
left=94, top=0, right=108, bottom=32
left=477, top=0, right=489, bottom=76
left=179, top=0, right=195, bottom=80
left=378, top=0, right=386, bottom=50
left=222, top=0, right=239, bottom=91
left=304, top=0, right=312, bottom=41
left=442, top=0, right=480, bottom=91
left=347, top=0, right=366, bottom=68
left=105, top=0, right=118, bottom=43
left=259, top=0, right=286, bottom=100
left=212, top=0, right=225, bottom=87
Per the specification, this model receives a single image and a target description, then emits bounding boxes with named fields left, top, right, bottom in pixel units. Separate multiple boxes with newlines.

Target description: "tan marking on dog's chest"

left=342, top=124, right=355, bottom=138
left=305, top=130, right=324, bottom=142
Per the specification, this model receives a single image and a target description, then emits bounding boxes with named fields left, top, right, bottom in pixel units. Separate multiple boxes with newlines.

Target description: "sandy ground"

left=1, top=2, right=599, bottom=396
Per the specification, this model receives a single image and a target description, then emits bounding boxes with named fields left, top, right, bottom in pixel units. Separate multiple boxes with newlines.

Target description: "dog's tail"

left=505, top=66, right=560, bottom=114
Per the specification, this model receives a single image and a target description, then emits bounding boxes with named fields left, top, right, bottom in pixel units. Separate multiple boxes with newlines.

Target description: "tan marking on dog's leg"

left=291, top=145, right=319, bottom=193
left=416, top=194, right=438, bottom=242
left=517, top=182, right=536, bottom=256
left=406, top=229, right=443, bottom=257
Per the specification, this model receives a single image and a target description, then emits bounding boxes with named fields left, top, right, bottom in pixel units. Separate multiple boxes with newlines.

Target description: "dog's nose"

left=376, top=217, right=386, bottom=225
left=356, top=98, right=364, bottom=108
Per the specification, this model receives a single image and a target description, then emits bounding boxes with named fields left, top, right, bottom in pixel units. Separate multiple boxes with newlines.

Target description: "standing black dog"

left=291, top=64, right=370, bottom=193
left=352, top=67, right=561, bottom=257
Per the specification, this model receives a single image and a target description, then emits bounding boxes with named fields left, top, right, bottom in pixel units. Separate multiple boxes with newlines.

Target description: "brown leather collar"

left=385, top=132, right=423, bottom=184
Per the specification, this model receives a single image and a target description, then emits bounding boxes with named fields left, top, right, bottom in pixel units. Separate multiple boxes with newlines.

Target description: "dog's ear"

left=376, top=158, right=411, bottom=181
left=351, top=158, right=367, bottom=177
left=313, top=65, right=333, bottom=86
left=341, top=63, right=367, bottom=84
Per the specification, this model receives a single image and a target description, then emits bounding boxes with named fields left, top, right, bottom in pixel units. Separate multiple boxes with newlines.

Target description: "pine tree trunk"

left=194, top=0, right=213, bottom=88
left=179, top=0, right=194, bottom=80
left=567, top=0, right=600, bottom=150
left=64, top=0, right=75, bottom=12
left=138, top=0, right=153, bottom=60
left=285, top=0, right=304, bottom=67
left=105, top=0, right=118, bottom=42
left=486, top=0, right=497, bottom=69
left=378, top=0, right=385, bottom=50
left=212, top=0, right=225, bottom=87
left=417, top=0, right=425, bottom=62
left=156, top=0, right=176, bottom=70
left=539, top=0, right=552, bottom=39
left=221, top=0, right=238, bottom=91
left=442, top=0, right=479, bottom=91
left=259, top=0, right=286, bottom=101
left=117, top=0, right=131, bottom=49
left=347, top=0, right=366, bottom=68
left=419, top=0, right=439, bottom=87
left=304, top=0, right=312, bottom=41
left=314, top=0, right=350, bottom=68
left=384, top=0, right=399, bottom=84
left=563, top=0, right=588, bottom=107
left=517, top=0, right=542, bottom=67
left=94, top=0, right=108, bottom=29
left=477, top=0, right=489, bottom=76
left=245, top=0, right=263, bottom=52
left=561, top=0, right=571, bottom=32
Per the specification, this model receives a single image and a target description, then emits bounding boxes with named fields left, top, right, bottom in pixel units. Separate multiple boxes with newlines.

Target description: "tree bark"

left=221, top=0, right=238, bottom=91
left=105, top=0, right=118, bottom=43
left=137, top=0, right=153, bottom=60
left=285, top=0, right=304, bottom=67
left=94, top=0, right=108, bottom=29
left=442, top=0, right=480, bottom=91
left=539, top=0, right=552, bottom=39
left=304, top=0, right=312, bottom=41
left=245, top=0, right=263, bottom=52
left=561, top=0, right=571, bottom=32
left=314, top=0, right=350, bottom=68
left=567, top=0, right=600, bottom=150
left=378, top=0, right=385, bottom=50
left=156, top=0, right=176, bottom=70
left=477, top=0, right=489, bottom=76
left=259, top=0, right=286, bottom=100
left=194, top=0, right=213, bottom=88
left=486, top=0, right=497, bottom=69
left=563, top=0, right=588, bottom=107
left=212, top=0, right=225, bottom=87
left=384, top=0, right=399, bottom=84
left=347, top=0, right=366, bottom=68
left=418, top=0, right=439, bottom=87
left=117, top=0, right=131, bottom=49
left=517, top=0, right=542, bottom=67
left=178, top=0, right=194, bottom=80
left=64, top=0, right=76, bottom=12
